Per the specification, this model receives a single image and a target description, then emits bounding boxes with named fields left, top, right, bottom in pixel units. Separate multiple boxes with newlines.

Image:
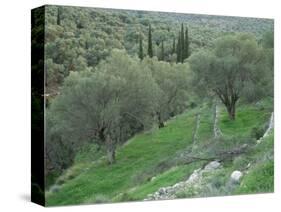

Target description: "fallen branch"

left=179, top=144, right=249, bottom=165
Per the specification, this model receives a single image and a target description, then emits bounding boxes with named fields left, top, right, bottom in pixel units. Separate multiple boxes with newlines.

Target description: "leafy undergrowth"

left=235, top=133, right=274, bottom=194
left=219, top=102, right=272, bottom=137
left=172, top=132, right=273, bottom=199
left=121, top=161, right=205, bottom=201
left=46, top=99, right=273, bottom=206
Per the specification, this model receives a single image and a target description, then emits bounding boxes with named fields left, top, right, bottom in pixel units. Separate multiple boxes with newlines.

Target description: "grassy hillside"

left=46, top=99, right=273, bottom=206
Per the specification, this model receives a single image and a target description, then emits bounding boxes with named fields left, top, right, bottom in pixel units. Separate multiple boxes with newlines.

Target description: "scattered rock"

left=187, top=169, right=201, bottom=183
left=230, top=170, right=243, bottom=183
left=204, top=161, right=221, bottom=171
left=173, top=182, right=185, bottom=189
left=158, top=187, right=166, bottom=195
left=145, top=162, right=222, bottom=200
left=150, top=176, right=156, bottom=182
left=165, top=186, right=173, bottom=193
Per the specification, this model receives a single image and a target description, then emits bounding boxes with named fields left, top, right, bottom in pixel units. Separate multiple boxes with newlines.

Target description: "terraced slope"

left=46, top=100, right=273, bottom=206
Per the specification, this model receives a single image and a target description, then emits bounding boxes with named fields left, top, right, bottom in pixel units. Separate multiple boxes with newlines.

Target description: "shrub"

left=55, top=164, right=88, bottom=185
left=74, top=143, right=105, bottom=163
left=84, top=194, right=110, bottom=204
left=251, top=126, right=265, bottom=140
left=113, top=192, right=137, bottom=202
left=235, top=160, right=274, bottom=194
left=232, top=156, right=251, bottom=170
left=131, top=159, right=174, bottom=186
left=94, top=194, right=110, bottom=204
left=175, top=186, right=198, bottom=198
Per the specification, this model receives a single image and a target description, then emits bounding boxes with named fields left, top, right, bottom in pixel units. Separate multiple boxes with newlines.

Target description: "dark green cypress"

left=139, top=35, right=144, bottom=60
left=148, top=24, right=153, bottom=58
left=184, top=27, right=190, bottom=59
left=172, top=37, right=176, bottom=54
left=57, top=7, right=62, bottom=25
left=180, top=23, right=185, bottom=62
left=160, top=40, right=164, bottom=61
left=176, top=32, right=181, bottom=63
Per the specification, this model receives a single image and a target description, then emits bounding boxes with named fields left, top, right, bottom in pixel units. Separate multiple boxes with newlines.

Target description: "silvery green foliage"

left=189, top=33, right=268, bottom=119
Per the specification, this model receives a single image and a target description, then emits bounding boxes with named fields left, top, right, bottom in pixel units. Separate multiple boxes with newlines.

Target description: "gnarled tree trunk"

left=214, top=88, right=239, bottom=121
left=157, top=112, right=165, bottom=128
left=105, top=134, right=116, bottom=165
left=226, top=101, right=236, bottom=120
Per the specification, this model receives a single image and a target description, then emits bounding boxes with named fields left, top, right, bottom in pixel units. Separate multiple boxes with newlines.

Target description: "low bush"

left=235, top=160, right=274, bottom=194
left=251, top=125, right=266, bottom=140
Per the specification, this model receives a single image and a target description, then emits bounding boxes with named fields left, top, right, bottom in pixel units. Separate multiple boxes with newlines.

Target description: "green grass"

left=46, top=99, right=273, bottom=206
left=174, top=167, right=234, bottom=198
left=46, top=109, right=199, bottom=206
left=235, top=133, right=274, bottom=194
left=220, top=104, right=271, bottom=137
left=197, top=106, right=213, bottom=141
left=235, top=160, right=274, bottom=194
left=124, top=162, right=204, bottom=200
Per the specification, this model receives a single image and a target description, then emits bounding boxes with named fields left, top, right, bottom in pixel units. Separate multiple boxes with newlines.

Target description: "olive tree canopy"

left=189, top=33, right=267, bottom=120
left=48, top=50, right=159, bottom=164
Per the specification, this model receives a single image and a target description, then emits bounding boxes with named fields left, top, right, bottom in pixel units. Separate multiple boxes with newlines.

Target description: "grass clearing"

left=46, top=109, right=198, bottom=206
left=220, top=103, right=271, bottom=137
left=46, top=99, right=273, bottom=206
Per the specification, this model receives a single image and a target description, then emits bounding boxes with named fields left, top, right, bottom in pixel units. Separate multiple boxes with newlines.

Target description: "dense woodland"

left=32, top=6, right=274, bottom=204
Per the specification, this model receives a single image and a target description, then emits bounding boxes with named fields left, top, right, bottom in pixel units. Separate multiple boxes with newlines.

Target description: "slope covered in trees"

left=43, top=5, right=274, bottom=205
left=45, top=5, right=273, bottom=93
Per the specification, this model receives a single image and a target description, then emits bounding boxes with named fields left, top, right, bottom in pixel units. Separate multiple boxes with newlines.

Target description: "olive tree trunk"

left=105, top=135, right=116, bottom=165
left=157, top=112, right=165, bottom=128
left=226, top=101, right=236, bottom=120
left=215, top=89, right=239, bottom=121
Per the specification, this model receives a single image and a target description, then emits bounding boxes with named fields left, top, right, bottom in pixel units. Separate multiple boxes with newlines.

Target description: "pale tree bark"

left=191, top=113, right=200, bottom=152
left=214, top=86, right=239, bottom=121
left=105, top=134, right=116, bottom=165
left=213, top=99, right=222, bottom=138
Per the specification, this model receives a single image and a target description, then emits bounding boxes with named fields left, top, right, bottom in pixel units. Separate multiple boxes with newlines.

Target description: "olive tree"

left=189, top=34, right=266, bottom=120
left=142, top=58, right=191, bottom=127
left=48, top=50, right=159, bottom=164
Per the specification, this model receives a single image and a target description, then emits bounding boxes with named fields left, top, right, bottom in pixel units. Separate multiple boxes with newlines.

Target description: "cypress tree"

left=184, top=27, right=190, bottom=59
left=57, top=7, right=62, bottom=25
left=176, top=32, right=181, bottom=63
left=180, top=23, right=185, bottom=62
left=160, top=40, right=164, bottom=61
left=172, top=37, right=176, bottom=54
left=139, top=35, right=144, bottom=60
left=148, top=24, right=153, bottom=58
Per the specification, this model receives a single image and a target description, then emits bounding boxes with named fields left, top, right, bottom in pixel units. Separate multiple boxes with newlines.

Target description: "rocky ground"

left=144, top=160, right=243, bottom=201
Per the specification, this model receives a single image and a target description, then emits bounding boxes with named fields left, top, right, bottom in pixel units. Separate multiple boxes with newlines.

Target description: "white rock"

left=151, top=176, right=156, bottom=181
left=173, top=182, right=184, bottom=188
left=231, top=170, right=243, bottom=183
left=187, top=172, right=200, bottom=183
left=204, top=161, right=221, bottom=171
left=158, top=187, right=166, bottom=195
left=165, top=186, right=173, bottom=193
left=173, top=183, right=180, bottom=189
